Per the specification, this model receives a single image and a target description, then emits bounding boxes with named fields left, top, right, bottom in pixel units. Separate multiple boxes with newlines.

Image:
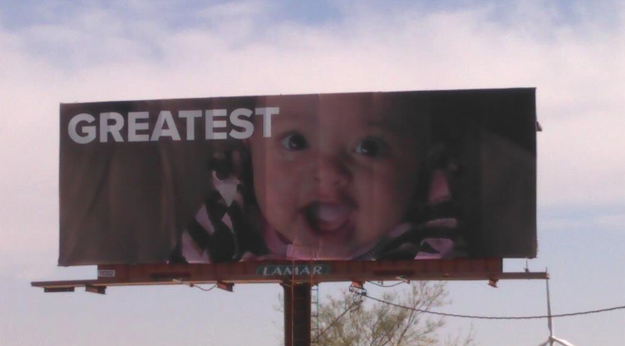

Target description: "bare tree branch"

left=312, top=282, right=478, bottom=346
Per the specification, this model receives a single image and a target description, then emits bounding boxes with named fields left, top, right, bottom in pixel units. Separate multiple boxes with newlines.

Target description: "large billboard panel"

left=59, top=89, right=537, bottom=266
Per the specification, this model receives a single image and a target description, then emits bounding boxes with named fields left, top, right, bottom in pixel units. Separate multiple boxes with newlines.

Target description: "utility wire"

left=191, top=284, right=217, bottom=292
left=312, top=295, right=362, bottom=343
left=362, top=293, right=625, bottom=320
left=175, top=279, right=217, bottom=292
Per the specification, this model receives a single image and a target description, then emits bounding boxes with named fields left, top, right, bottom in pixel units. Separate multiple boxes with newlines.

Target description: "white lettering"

left=179, top=110, right=202, bottom=140
left=68, top=113, right=96, bottom=144
left=256, top=107, right=279, bottom=138
left=206, top=109, right=227, bottom=140
left=128, top=112, right=150, bottom=142
left=66, top=106, right=279, bottom=143
left=99, top=112, right=124, bottom=143
left=229, top=108, right=254, bottom=139
left=151, top=111, right=181, bottom=141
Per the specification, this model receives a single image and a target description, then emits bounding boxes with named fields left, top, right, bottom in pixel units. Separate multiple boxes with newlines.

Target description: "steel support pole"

left=283, top=282, right=311, bottom=346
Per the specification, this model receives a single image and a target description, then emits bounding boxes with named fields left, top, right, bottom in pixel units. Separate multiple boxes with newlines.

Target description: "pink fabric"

left=415, top=238, right=455, bottom=259
left=181, top=232, right=210, bottom=263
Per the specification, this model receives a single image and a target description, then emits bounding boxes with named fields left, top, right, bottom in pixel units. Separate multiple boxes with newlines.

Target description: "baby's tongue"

left=310, top=203, right=350, bottom=233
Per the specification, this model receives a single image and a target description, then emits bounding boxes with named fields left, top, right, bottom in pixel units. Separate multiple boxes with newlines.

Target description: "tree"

left=313, top=282, right=476, bottom=346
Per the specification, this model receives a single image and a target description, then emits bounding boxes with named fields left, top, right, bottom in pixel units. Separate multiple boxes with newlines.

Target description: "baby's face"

left=250, top=95, right=424, bottom=259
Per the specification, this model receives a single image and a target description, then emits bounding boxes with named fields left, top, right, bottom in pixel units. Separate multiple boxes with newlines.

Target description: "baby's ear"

left=428, top=169, right=452, bottom=205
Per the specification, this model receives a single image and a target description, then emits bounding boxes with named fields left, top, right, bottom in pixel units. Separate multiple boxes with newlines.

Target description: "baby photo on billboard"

left=59, top=89, right=536, bottom=266
left=170, top=93, right=470, bottom=263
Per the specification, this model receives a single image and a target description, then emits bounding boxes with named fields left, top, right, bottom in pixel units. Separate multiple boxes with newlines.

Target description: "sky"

left=1, top=0, right=624, bottom=345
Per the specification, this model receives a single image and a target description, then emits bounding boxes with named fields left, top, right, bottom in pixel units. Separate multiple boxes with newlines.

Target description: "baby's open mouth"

left=304, top=202, right=353, bottom=235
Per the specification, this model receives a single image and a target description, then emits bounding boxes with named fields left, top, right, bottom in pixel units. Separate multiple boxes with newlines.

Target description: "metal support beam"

left=31, top=260, right=549, bottom=291
left=284, top=282, right=311, bottom=346
left=351, top=281, right=364, bottom=289
left=217, top=281, right=234, bottom=292
left=44, top=287, right=75, bottom=293
left=85, top=285, right=106, bottom=295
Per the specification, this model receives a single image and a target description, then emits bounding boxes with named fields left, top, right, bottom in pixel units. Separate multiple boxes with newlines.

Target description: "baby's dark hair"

left=168, top=144, right=268, bottom=264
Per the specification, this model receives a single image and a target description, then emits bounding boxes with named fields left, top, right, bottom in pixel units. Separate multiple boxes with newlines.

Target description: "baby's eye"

left=281, top=133, right=308, bottom=151
left=355, top=137, right=387, bottom=157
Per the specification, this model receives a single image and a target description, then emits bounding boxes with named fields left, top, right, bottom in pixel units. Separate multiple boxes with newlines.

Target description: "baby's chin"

left=286, top=242, right=357, bottom=260
left=287, top=225, right=374, bottom=260
left=279, top=224, right=385, bottom=260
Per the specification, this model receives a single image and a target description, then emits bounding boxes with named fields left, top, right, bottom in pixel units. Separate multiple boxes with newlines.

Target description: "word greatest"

left=67, top=107, right=280, bottom=144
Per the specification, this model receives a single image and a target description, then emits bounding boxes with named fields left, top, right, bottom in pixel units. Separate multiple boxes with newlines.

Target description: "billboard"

left=59, top=89, right=536, bottom=266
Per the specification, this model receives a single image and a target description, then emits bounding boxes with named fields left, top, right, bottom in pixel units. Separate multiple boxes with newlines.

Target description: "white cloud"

left=1, top=1, right=624, bottom=277
left=197, top=0, right=269, bottom=20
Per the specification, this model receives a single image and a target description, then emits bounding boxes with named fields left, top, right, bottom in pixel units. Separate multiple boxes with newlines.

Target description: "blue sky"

left=1, top=1, right=624, bottom=345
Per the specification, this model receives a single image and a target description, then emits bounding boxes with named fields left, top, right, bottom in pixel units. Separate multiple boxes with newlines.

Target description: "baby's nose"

left=313, top=154, right=351, bottom=188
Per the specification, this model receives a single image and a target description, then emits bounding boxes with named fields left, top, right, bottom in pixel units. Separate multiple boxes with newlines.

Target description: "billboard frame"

left=32, top=259, right=548, bottom=346
left=32, top=259, right=547, bottom=292
left=58, top=88, right=538, bottom=266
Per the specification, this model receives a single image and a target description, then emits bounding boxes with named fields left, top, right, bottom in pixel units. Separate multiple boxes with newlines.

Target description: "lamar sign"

left=256, top=264, right=331, bottom=277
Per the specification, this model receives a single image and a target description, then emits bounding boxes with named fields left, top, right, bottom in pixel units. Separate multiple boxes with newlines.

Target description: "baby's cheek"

left=273, top=158, right=316, bottom=194
left=263, top=166, right=305, bottom=219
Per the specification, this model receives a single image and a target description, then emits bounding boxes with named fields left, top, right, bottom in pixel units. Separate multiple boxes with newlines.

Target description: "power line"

left=191, top=284, right=217, bottom=292
left=362, top=293, right=625, bottom=320
left=312, top=294, right=362, bottom=343
left=174, top=279, right=218, bottom=292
